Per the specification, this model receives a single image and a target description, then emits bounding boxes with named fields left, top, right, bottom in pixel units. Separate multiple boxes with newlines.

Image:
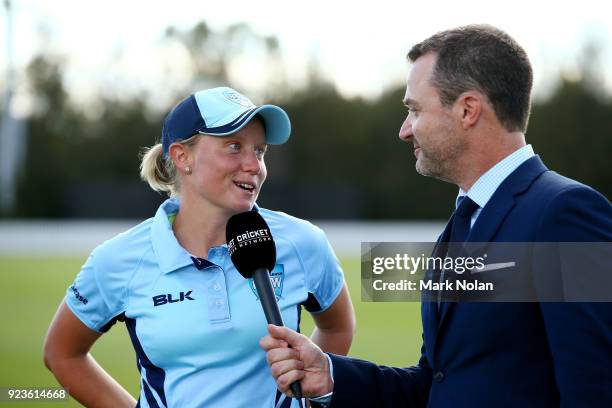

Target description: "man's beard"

left=415, top=127, right=465, bottom=183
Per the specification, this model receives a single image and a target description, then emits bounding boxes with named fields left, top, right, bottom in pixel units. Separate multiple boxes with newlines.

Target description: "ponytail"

left=139, top=135, right=200, bottom=197
left=139, top=143, right=177, bottom=196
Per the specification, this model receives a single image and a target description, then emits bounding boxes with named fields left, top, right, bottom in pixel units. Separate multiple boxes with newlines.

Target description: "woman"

left=43, top=87, right=355, bottom=408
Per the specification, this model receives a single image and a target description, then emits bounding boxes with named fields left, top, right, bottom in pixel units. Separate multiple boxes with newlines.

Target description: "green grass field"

left=0, top=256, right=421, bottom=407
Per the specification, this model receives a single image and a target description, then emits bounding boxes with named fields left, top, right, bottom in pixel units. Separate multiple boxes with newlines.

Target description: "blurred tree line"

left=2, top=22, right=611, bottom=220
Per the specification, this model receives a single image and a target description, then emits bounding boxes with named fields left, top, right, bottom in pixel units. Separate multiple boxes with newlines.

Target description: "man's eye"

left=229, top=143, right=240, bottom=151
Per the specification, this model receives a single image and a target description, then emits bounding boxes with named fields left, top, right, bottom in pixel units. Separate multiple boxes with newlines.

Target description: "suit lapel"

left=464, top=156, right=548, bottom=253
left=435, top=156, right=549, bottom=343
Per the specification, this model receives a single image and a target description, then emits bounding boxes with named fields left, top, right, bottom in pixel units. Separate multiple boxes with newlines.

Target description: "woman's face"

left=181, top=118, right=268, bottom=215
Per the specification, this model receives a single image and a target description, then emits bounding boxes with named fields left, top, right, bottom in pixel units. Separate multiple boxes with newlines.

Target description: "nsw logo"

left=222, top=90, right=255, bottom=108
left=249, top=264, right=284, bottom=300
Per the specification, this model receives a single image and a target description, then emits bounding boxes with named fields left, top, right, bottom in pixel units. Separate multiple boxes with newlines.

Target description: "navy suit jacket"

left=328, top=156, right=612, bottom=407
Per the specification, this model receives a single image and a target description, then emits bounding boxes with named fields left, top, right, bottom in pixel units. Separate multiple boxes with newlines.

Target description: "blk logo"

left=153, top=291, right=194, bottom=307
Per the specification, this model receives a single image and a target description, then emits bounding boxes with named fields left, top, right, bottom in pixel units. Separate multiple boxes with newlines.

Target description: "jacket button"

left=433, top=371, right=445, bottom=382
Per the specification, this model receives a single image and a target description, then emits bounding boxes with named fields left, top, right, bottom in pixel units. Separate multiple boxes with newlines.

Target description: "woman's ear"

left=168, top=143, right=192, bottom=175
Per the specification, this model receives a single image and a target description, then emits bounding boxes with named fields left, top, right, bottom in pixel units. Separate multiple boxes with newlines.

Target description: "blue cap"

left=162, top=87, right=291, bottom=156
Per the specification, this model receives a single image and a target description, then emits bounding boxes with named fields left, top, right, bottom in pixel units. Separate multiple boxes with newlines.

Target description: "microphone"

left=226, top=211, right=303, bottom=400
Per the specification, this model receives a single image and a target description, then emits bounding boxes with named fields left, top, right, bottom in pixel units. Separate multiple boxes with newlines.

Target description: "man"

left=260, top=25, right=612, bottom=407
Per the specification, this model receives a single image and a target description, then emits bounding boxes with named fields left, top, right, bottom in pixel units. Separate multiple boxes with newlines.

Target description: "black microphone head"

left=226, top=211, right=276, bottom=278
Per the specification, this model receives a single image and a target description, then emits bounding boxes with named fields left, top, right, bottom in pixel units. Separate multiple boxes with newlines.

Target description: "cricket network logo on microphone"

left=227, top=228, right=272, bottom=256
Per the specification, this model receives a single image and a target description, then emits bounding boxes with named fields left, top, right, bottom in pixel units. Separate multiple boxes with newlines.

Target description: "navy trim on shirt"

left=302, top=292, right=323, bottom=312
left=125, top=317, right=168, bottom=407
left=99, top=312, right=125, bottom=333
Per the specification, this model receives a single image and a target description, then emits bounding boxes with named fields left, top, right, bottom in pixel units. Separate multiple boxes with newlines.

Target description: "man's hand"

left=260, top=324, right=334, bottom=398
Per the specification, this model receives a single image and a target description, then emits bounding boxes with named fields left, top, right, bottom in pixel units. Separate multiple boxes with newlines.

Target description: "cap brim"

left=198, top=104, right=291, bottom=145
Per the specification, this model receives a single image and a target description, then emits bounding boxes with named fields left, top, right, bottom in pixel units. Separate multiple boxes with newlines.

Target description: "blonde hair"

left=139, top=135, right=199, bottom=197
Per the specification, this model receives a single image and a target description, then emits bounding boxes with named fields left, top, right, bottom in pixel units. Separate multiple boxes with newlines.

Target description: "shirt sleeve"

left=304, top=227, right=345, bottom=313
left=65, top=249, right=124, bottom=333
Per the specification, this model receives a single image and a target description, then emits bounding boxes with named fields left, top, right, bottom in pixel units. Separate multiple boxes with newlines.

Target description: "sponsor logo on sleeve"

left=69, top=284, right=88, bottom=305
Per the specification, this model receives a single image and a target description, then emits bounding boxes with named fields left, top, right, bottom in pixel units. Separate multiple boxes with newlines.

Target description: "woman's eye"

left=255, top=147, right=267, bottom=158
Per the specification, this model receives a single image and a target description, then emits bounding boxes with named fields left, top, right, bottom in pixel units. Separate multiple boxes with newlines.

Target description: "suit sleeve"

left=328, top=339, right=432, bottom=407
left=535, top=185, right=612, bottom=406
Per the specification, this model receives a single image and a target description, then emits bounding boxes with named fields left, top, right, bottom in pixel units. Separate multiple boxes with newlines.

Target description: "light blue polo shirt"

left=65, top=198, right=345, bottom=408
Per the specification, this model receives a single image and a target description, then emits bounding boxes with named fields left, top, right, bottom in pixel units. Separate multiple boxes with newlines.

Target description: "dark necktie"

left=438, top=196, right=479, bottom=305
left=449, top=196, right=479, bottom=245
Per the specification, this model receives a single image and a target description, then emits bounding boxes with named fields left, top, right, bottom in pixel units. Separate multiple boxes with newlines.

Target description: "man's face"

left=399, top=53, right=466, bottom=182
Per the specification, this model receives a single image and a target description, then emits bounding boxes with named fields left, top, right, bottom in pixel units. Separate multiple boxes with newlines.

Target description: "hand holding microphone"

left=226, top=211, right=304, bottom=400
left=261, top=325, right=334, bottom=400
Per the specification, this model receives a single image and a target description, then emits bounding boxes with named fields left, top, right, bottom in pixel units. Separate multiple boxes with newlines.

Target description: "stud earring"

left=185, top=166, right=192, bottom=175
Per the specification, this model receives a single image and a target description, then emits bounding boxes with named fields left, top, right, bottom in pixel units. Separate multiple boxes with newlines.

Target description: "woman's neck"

left=172, top=197, right=230, bottom=259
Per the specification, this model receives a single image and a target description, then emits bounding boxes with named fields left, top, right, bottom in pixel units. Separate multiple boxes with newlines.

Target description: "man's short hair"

left=408, top=24, right=533, bottom=132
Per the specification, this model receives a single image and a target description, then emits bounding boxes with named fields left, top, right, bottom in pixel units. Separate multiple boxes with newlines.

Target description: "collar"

left=151, top=197, right=194, bottom=274
left=150, top=198, right=261, bottom=274
left=457, top=144, right=535, bottom=209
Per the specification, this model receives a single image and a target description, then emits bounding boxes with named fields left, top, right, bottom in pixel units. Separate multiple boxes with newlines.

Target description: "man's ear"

left=455, top=91, right=483, bottom=130
left=168, top=143, right=192, bottom=174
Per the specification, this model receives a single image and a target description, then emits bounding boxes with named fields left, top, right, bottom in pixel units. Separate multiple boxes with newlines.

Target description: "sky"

left=2, top=0, right=612, bottom=113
